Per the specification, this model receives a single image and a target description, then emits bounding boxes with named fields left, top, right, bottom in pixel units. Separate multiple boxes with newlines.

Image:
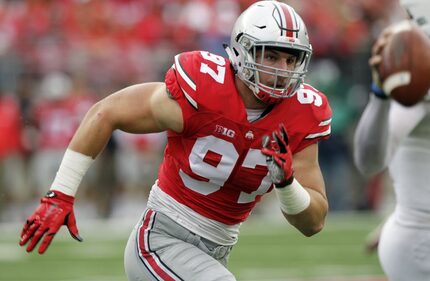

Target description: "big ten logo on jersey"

left=214, top=125, right=236, bottom=138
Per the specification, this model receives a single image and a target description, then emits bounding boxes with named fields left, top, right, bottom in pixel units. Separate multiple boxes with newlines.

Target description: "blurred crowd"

left=0, top=0, right=405, bottom=222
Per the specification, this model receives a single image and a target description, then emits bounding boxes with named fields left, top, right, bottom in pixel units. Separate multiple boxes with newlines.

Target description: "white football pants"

left=124, top=209, right=236, bottom=281
left=378, top=214, right=430, bottom=280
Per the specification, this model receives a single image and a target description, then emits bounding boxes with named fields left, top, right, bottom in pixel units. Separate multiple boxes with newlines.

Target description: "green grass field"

left=0, top=212, right=385, bottom=281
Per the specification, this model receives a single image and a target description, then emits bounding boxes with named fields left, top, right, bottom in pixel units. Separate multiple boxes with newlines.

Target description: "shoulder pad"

left=295, top=84, right=332, bottom=140
left=165, top=51, right=230, bottom=110
left=166, top=51, right=200, bottom=109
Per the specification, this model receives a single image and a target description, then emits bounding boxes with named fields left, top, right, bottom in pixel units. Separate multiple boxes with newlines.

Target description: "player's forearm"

left=50, top=100, right=116, bottom=196
left=68, top=100, right=115, bottom=159
left=283, top=187, right=328, bottom=237
left=353, top=95, right=391, bottom=176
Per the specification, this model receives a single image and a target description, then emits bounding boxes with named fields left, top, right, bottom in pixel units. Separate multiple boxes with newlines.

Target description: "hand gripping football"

left=378, top=21, right=430, bottom=106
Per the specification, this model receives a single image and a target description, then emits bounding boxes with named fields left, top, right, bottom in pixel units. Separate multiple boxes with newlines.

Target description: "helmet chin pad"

left=251, top=81, right=299, bottom=104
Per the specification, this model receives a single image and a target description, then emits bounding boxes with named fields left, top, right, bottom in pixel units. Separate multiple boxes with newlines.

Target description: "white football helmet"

left=400, top=0, right=430, bottom=101
left=225, top=0, right=312, bottom=104
left=400, top=0, right=430, bottom=36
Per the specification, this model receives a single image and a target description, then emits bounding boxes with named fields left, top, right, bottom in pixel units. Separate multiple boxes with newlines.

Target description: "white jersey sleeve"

left=354, top=95, right=426, bottom=176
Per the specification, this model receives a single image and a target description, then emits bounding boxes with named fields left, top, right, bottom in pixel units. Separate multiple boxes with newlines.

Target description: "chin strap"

left=223, top=44, right=238, bottom=74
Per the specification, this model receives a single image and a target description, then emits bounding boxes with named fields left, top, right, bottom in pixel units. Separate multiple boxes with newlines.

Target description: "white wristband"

left=50, top=149, right=94, bottom=197
left=274, top=178, right=311, bottom=215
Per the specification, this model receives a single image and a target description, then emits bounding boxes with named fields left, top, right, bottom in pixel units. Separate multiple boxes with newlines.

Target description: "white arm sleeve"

left=354, top=95, right=426, bottom=177
left=354, top=95, right=391, bottom=176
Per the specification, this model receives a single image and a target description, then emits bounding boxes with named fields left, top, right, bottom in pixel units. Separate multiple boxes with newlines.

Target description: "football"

left=378, top=21, right=430, bottom=106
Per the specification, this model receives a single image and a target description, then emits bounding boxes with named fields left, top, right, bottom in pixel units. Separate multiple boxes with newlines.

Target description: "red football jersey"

left=159, top=51, right=331, bottom=225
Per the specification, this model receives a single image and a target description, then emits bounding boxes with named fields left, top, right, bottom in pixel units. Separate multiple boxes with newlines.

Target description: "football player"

left=354, top=0, right=430, bottom=280
left=19, top=1, right=332, bottom=280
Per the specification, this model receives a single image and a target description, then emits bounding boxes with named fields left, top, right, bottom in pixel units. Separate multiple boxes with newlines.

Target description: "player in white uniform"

left=19, top=2, right=332, bottom=280
left=354, top=1, right=430, bottom=280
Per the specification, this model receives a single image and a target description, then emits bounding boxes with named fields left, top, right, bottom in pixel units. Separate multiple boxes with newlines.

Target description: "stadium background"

left=0, top=0, right=405, bottom=280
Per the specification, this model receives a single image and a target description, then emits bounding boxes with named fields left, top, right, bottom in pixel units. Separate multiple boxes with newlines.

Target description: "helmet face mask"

left=248, top=43, right=310, bottom=100
left=226, top=1, right=312, bottom=104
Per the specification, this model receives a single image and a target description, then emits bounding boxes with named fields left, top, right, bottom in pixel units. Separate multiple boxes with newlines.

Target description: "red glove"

left=261, top=124, right=294, bottom=187
left=19, top=190, right=82, bottom=254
